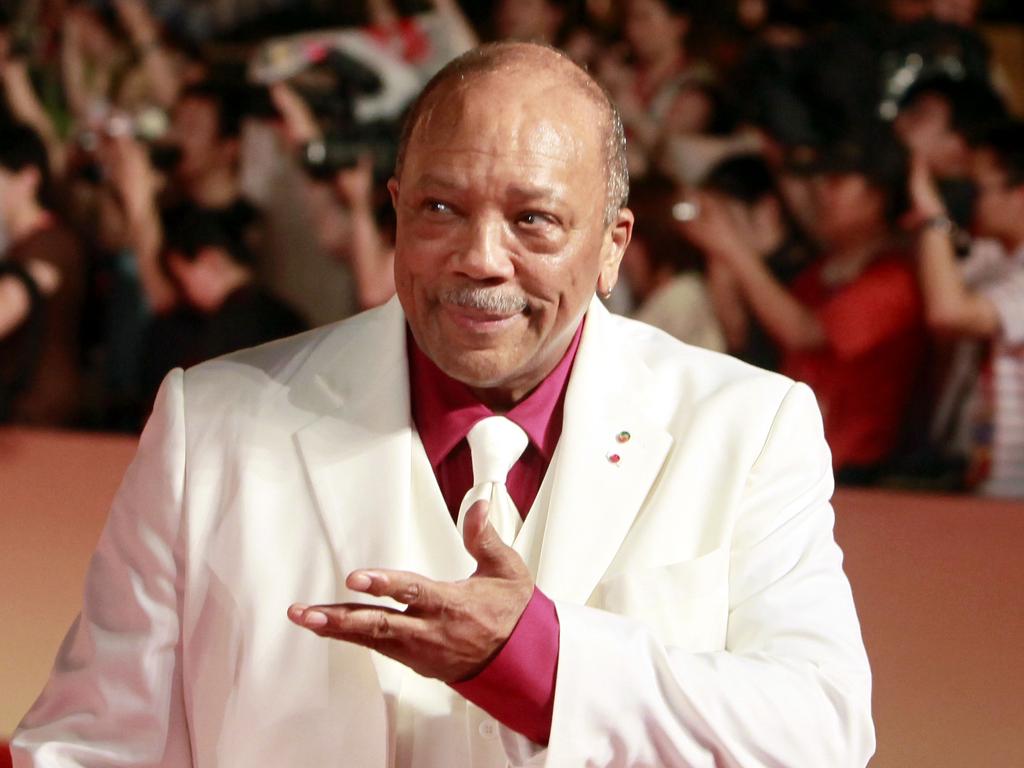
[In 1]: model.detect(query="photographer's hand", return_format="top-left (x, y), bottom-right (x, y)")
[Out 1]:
top-left (908, 152), bottom-right (947, 222)
top-left (269, 82), bottom-right (321, 149)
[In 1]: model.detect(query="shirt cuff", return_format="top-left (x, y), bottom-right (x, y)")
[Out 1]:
top-left (449, 586), bottom-right (559, 746)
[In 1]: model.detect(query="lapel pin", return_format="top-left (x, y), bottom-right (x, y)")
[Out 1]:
top-left (616, 431), bottom-right (631, 443)
top-left (606, 452), bottom-right (621, 465)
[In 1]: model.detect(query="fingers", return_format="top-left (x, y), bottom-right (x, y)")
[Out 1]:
top-left (462, 500), bottom-right (525, 579)
top-left (287, 602), bottom-right (425, 647)
top-left (344, 569), bottom-right (445, 611)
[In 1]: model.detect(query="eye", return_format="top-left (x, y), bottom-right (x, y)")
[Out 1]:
top-left (517, 211), bottom-right (556, 229)
top-left (425, 199), bottom-right (453, 215)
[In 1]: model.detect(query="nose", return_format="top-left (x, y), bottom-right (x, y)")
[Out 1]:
top-left (453, 214), bottom-right (515, 282)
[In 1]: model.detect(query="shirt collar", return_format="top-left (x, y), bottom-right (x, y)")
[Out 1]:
top-left (408, 320), bottom-right (585, 469)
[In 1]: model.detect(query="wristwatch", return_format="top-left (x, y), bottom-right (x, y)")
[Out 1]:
top-left (919, 214), bottom-right (955, 235)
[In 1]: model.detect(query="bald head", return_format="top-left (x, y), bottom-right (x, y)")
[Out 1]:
top-left (395, 42), bottom-right (629, 225)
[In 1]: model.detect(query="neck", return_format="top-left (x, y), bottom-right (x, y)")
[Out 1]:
top-left (821, 228), bottom-right (891, 283)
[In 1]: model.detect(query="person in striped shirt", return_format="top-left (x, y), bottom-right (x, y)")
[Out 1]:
top-left (913, 120), bottom-right (1024, 497)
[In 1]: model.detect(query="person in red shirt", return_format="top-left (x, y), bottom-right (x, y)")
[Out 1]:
top-left (681, 129), bottom-right (927, 478)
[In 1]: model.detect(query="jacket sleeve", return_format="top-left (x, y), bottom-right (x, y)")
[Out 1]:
top-left (531, 382), bottom-right (875, 767)
top-left (12, 370), bottom-right (193, 767)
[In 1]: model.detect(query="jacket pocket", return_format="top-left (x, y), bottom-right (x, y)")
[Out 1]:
top-left (588, 547), bottom-right (730, 651)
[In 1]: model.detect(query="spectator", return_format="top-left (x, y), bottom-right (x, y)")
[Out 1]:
top-left (493, 0), bottom-right (568, 45)
top-left (912, 121), bottom-right (1024, 497)
top-left (0, 122), bottom-right (86, 426)
top-left (597, 0), bottom-right (715, 175)
top-left (108, 79), bottom-right (261, 315)
top-left (622, 174), bottom-right (725, 350)
top-left (269, 81), bottom-right (395, 312)
top-left (681, 128), bottom-right (928, 480)
top-left (894, 74), bottom-right (1007, 229)
top-left (696, 153), bottom-right (814, 371)
top-left (140, 208), bottom-right (306, 405)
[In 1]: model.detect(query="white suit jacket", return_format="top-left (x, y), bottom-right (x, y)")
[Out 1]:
top-left (14, 297), bottom-right (874, 767)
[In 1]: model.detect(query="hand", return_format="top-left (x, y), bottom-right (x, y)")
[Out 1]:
top-left (269, 82), bottom-right (321, 148)
top-left (26, 259), bottom-right (62, 296)
top-left (288, 500), bottom-right (535, 682)
top-left (334, 154), bottom-right (375, 209)
top-left (908, 151), bottom-right (947, 222)
top-left (676, 191), bottom-right (754, 264)
top-left (113, 0), bottom-right (159, 48)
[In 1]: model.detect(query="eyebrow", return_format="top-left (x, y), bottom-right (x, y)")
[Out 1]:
top-left (412, 174), bottom-right (567, 207)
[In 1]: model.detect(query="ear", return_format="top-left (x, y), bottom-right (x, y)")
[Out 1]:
top-left (387, 177), bottom-right (400, 211)
top-left (597, 207), bottom-right (634, 297)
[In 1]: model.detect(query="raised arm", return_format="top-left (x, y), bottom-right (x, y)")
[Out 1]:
top-left (103, 135), bottom-right (178, 313)
top-left (911, 155), bottom-right (1002, 338)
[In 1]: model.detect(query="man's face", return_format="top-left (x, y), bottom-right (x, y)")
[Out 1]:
top-left (389, 69), bottom-right (630, 404)
top-left (972, 149), bottom-right (1023, 242)
top-left (496, 0), bottom-right (563, 43)
top-left (894, 94), bottom-right (966, 174)
top-left (625, 0), bottom-right (687, 65)
top-left (812, 172), bottom-right (883, 247)
top-left (172, 97), bottom-right (230, 183)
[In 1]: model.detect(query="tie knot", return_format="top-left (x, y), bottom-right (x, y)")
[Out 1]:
top-left (466, 416), bottom-right (529, 486)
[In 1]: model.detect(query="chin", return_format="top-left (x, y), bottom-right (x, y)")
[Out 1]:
top-left (436, 348), bottom-right (522, 390)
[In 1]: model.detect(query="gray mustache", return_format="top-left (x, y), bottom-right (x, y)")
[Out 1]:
top-left (439, 286), bottom-right (528, 315)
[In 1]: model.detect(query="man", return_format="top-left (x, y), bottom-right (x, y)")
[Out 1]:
top-left (494, 0), bottom-right (567, 45)
top-left (682, 130), bottom-right (927, 482)
top-left (0, 122), bottom-right (85, 426)
top-left (14, 43), bottom-right (874, 766)
top-left (696, 153), bottom-right (814, 372)
top-left (894, 74), bottom-right (1006, 229)
top-left (138, 208), bottom-right (307, 405)
top-left (912, 121), bottom-right (1024, 497)
top-left (110, 80), bottom-right (261, 315)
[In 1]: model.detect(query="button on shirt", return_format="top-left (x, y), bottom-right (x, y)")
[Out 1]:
top-left (407, 321), bottom-right (585, 745)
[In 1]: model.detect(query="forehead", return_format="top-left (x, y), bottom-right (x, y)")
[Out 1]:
top-left (403, 70), bottom-right (606, 183)
top-left (175, 97), bottom-right (217, 124)
top-left (903, 93), bottom-right (951, 121)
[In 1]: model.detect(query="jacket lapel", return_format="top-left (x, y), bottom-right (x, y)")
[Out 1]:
top-left (294, 296), bottom-right (674, 609)
top-left (293, 298), bottom-right (470, 606)
top-left (536, 300), bottom-right (674, 606)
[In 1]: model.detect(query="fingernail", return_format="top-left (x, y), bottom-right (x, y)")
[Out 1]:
top-left (303, 610), bottom-right (328, 628)
top-left (348, 572), bottom-right (372, 591)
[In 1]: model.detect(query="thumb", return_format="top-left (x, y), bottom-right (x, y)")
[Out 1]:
top-left (462, 499), bottom-right (521, 578)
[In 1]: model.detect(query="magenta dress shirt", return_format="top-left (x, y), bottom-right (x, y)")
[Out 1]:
top-left (406, 322), bottom-right (584, 746)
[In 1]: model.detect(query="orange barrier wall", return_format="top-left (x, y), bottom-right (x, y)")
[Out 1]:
top-left (2, 427), bottom-right (1023, 765)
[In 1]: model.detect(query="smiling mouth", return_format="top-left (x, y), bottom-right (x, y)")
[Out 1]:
top-left (436, 285), bottom-right (529, 329)
top-left (441, 301), bottom-right (527, 333)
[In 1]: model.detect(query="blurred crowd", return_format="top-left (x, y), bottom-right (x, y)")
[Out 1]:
top-left (1, 0), bottom-right (1023, 497)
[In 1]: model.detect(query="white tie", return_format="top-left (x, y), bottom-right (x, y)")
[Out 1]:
top-left (456, 416), bottom-right (529, 546)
